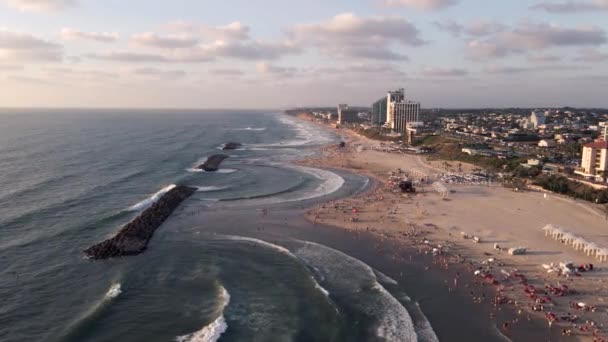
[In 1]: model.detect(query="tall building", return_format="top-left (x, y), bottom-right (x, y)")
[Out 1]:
top-left (530, 111), bottom-right (546, 129)
top-left (578, 140), bottom-right (608, 179)
top-left (393, 101), bottom-right (420, 133)
top-left (338, 104), bottom-right (359, 124)
top-left (387, 88), bottom-right (405, 130)
top-left (371, 97), bottom-right (387, 126)
top-left (599, 121), bottom-right (608, 141)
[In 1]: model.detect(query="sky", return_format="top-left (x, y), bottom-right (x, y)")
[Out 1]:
top-left (0, 0), bottom-right (607, 109)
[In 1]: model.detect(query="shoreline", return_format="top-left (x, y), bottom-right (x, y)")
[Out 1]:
top-left (296, 114), bottom-right (608, 342)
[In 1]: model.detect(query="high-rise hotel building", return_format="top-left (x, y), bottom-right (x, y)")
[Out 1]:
top-left (393, 101), bottom-right (421, 133)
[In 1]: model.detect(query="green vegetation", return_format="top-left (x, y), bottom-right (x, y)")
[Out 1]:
top-left (534, 175), bottom-right (608, 204)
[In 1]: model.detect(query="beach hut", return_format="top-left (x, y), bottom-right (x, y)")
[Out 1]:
top-left (596, 249), bottom-right (608, 262)
top-left (584, 243), bottom-right (601, 257)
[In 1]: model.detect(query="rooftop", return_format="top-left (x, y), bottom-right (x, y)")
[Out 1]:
top-left (584, 140), bottom-right (608, 149)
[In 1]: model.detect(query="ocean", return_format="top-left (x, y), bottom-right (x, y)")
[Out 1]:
top-left (1, 109), bottom-right (517, 342)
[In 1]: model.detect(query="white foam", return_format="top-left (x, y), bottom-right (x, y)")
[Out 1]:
top-left (217, 169), bottom-right (237, 174)
top-left (222, 235), bottom-right (293, 256)
top-left (186, 168), bottom-right (237, 174)
top-left (105, 283), bottom-right (122, 299)
top-left (128, 185), bottom-right (176, 211)
top-left (231, 127), bottom-right (266, 131)
top-left (293, 241), bottom-right (419, 342)
top-left (196, 186), bottom-right (229, 192)
top-left (375, 270), bottom-right (399, 285)
top-left (176, 286), bottom-right (230, 342)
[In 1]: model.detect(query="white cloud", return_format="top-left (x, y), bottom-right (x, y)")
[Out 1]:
top-left (131, 67), bottom-right (185, 80)
top-left (422, 67), bottom-right (468, 77)
top-left (5, 0), bottom-right (76, 11)
top-left (166, 21), bottom-right (250, 41)
top-left (575, 48), bottom-right (608, 62)
top-left (383, 0), bottom-right (458, 10)
top-left (131, 32), bottom-right (198, 49)
top-left (0, 29), bottom-right (62, 62)
top-left (531, 0), bottom-right (608, 13)
top-left (288, 13), bottom-right (423, 60)
top-left (60, 28), bottom-right (119, 43)
top-left (256, 62), bottom-right (298, 78)
top-left (466, 22), bottom-right (606, 59)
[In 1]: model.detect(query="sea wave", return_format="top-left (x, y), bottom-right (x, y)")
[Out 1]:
top-left (128, 184), bottom-right (176, 211)
top-left (106, 283), bottom-right (122, 299)
top-left (231, 127), bottom-right (266, 131)
top-left (175, 285), bottom-right (230, 342)
top-left (196, 186), bottom-right (230, 192)
top-left (187, 168), bottom-right (237, 174)
top-left (292, 240), bottom-right (420, 342)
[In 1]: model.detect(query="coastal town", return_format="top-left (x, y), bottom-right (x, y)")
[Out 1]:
top-left (287, 91), bottom-right (608, 341)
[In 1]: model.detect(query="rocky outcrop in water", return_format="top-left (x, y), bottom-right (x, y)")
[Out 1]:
top-left (223, 142), bottom-right (242, 150)
top-left (198, 154), bottom-right (229, 171)
top-left (84, 185), bottom-right (197, 260)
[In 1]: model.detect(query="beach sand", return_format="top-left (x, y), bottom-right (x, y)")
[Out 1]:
top-left (300, 119), bottom-right (608, 341)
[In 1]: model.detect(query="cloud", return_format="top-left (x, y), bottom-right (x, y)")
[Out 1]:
top-left (0, 64), bottom-right (22, 71)
top-left (422, 67), bottom-right (468, 77)
top-left (60, 28), bottom-right (119, 43)
top-left (435, 19), bottom-right (508, 38)
top-left (5, 0), bottom-right (76, 11)
top-left (199, 40), bottom-right (299, 60)
top-left (383, 0), bottom-right (458, 10)
top-left (466, 22), bottom-right (607, 59)
top-left (209, 68), bottom-right (244, 77)
top-left (288, 13), bottom-right (423, 60)
top-left (166, 21), bottom-right (250, 41)
top-left (484, 64), bottom-right (589, 74)
top-left (256, 62), bottom-right (298, 78)
top-left (0, 29), bottom-right (62, 62)
top-left (575, 48), bottom-right (608, 62)
top-left (131, 32), bottom-right (198, 49)
top-left (527, 54), bottom-right (562, 63)
top-left (88, 52), bottom-right (172, 63)
top-left (531, 0), bottom-right (608, 13)
top-left (132, 67), bottom-right (185, 80)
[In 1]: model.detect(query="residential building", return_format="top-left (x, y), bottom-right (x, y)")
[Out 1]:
top-left (538, 139), bottom-right (556, 148)
top-left (371, 97), bottom-right (387, 126)
top-left (394, 101), bottom-right (420, 133)
top-left (577, 140), bottom-right (608, 180)
top-left (530, 111), bottom-right (546, 129)
top-left (337, 104), bottom-right (359, 124)
top-left (603, 125), bottom-right (608, 141)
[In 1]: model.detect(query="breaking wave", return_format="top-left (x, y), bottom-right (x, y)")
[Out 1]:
top-left (128, 185), bottom-right (176, 211)
top-left (196, 186), bottom-right (230, 192)
top-left (231, 127), bottom-right (266, 131)
top-left (176, 285), bottom-right (230, 342)
top-left (105, 283), bottom-right (122, 299)
top-left (292, 240), bottom-right (419, 342)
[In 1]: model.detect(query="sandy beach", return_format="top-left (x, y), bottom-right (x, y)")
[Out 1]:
top-left (299, 118), bottom-right (608, 341)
